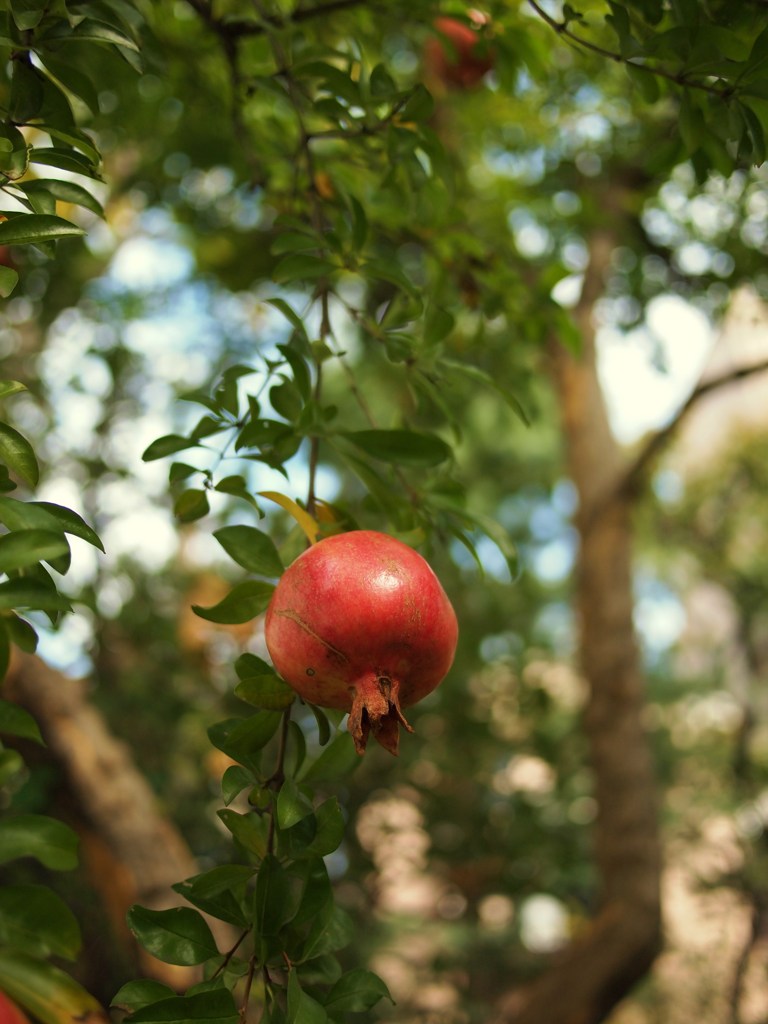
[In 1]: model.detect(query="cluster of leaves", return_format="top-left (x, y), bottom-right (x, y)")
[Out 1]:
top-left (0, 0), bottom-right (143, 296)
top-left (0, 380), bottom-right (105, 1022)
top-left (532, 0), bottom-right (768, 176)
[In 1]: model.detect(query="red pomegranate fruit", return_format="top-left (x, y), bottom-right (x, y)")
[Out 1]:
top-left (0, 992), bottom-right (31, 1024)
top-left (424, 15), bottom-right (495, 90)
top-left (265, 530), bottom-right (458, 755)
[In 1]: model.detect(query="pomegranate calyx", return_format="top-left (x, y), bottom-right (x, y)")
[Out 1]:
top-left (348, 674), bottom-right (414, 756)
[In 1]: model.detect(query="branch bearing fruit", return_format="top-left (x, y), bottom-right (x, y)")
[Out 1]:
top-left (265, 530), bottom-right (458, 755)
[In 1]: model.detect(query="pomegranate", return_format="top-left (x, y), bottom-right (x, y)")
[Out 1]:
top-left (0, 992), bottom-right (31, 1024)
top-left (424, 15), bottom-right (494, 90)
top-left (265, 530), bottom-right (458, 755)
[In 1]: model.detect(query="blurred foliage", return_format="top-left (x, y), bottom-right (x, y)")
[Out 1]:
top-left (1, 0), bottom-right (768, 1021)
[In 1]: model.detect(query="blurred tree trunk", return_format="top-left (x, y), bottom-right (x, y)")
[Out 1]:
top-left (493, 225), bottom-right (662, 1024)
top-left (5, 652), bottom-right (233, 991)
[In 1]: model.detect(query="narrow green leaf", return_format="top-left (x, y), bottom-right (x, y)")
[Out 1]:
top-left (213, 525), bottom-right (283, 576)
top-left (192, 581), bottom-right (274, 624)
top-left (0, 698), bottom-right (44, 744)
top-left (0, 422), bottom-right (38, 486)
top-left (173, 865), bottom-right (253, 929)
top-left (0, 214), bottom-right (84, 246)
top-left (340, 429), bottom-right (452, 467)
top-left (0, 814), bottom-right (78, 870)
top-left (127, 906), bottom-right (218, 966)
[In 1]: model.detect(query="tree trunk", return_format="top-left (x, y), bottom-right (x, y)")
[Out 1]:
top-left (5, 651), bottom-right (230, 991)
top-left (493, 228), bottom-right (662, 1023)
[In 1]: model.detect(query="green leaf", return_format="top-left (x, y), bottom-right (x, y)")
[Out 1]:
top-left (0, 214), bottom-right (84, 246)
top-left (0, 814), bottom-right (78, 870)
top-left (0, 950), bottom-right (104, 1024)
top-left (111, 980), bottom-right (177, 1014)
top-left (277, 776), bottom-right (314, 830)
top-left (254, 854), bottom-right (293, 936)
top-left (30, 502), bottom-right (104, 550)
top-left (216, 809), bottom-right (269, 858)
top-left (0, 266), bottom-right (18, 298)
top-left (0, 382), bottom-right (26, 401)
top-left (0, 422), bottom-right (38, 486)
top-left (127, 991), bottom-right (238, 1024)
top-left (221, 764), bottom-right (254, 805)
top-left (10, 0), bottom-right (49, 31)
top-left (213, 525), bottom-right (283, 576)
top-left (298, 732), bottom-right (359, 785)
top-left (0, 579), bottom-right (72, 613)
top-left (0, 529), bottom-right (70, 573)
top-left (301, 904), bottom-right (354, 960)
top-left (6, 612), bottom-right (38, 652)
top-left (192, 581), bottom-right (275, 624)
top-left (142, 434), bottom-right (196, 461)
top-left (306, 797), bottom-right (345, 858)
top-left (173, 865), bottom-right (253, 929)
top-left (287, 971), bottom-right (328, 1024)
top-left (39, 16), bottom-right (140, 51)
top-left (207, 711), bottom-right (282, 768)
top-left (324, 969), bottom-right (393, 1015)
top-left (174, 488), bottom-right (209, 523)
top-left (0, 698), bottom-right (44, 744)
top-left (126, 906), bottom-right (219, 967)
top-left (19, 179), bottom-right (104, 218)
top-left (266, 298), bottom-right (310, 343)
top-left (235, 674), bottom-right (295, 711)
top-left (28, 147), bottom-right (101, 179)
top-left (273, 253), bottom-right (336, 284)
top-left (340, 429), bottom-right (452, 467)
top-left (0, 883), bottom-right (81, 960)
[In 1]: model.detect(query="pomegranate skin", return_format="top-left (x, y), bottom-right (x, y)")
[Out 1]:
top-left (264, 530), bottom-right (458, 755)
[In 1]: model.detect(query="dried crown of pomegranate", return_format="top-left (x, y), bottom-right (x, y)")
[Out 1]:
top-left (264, 530), bottom-right (458, 755)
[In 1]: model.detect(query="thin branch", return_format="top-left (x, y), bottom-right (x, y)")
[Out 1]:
top-left (526, 0), bottom-right (736, 99)
top-left (615, 357), bottom-right (768, 501)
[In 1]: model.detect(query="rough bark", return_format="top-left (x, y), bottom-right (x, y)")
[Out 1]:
top-left (492, 228), bottom-right (662, 1024)
top-left (4, 651), bottom-right (225, 990)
